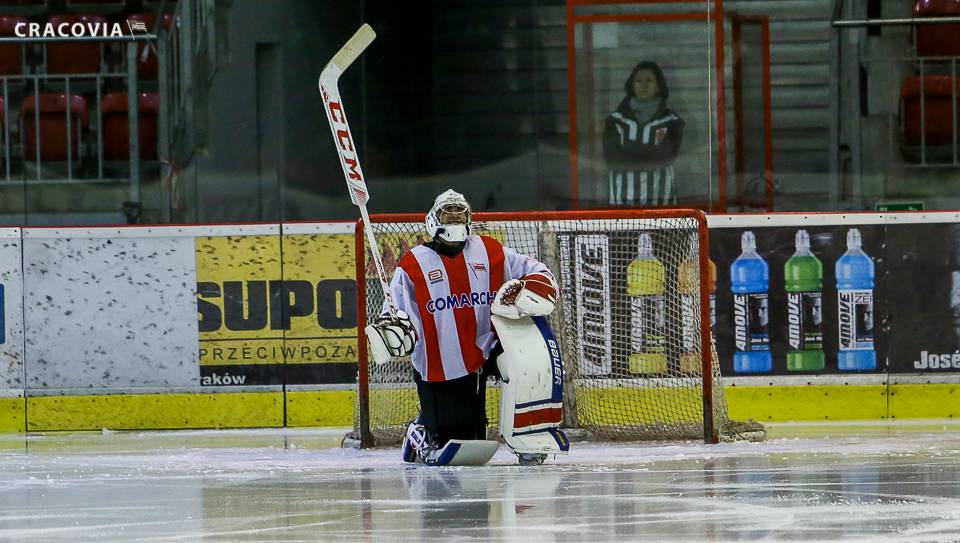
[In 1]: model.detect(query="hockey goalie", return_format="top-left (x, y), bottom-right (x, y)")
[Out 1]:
top-left (365, 189), bottom-right (570, 466)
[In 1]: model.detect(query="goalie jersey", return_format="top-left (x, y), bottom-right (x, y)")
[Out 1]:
top-left (384, 235), bottom-right (552, 382)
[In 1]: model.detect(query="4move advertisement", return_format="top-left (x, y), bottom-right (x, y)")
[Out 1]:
top-left (710, 220), bottom-right (960, 375)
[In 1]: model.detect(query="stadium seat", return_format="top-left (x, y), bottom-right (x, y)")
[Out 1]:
top-left (45, 14), bottom-right (107, 74)
top-left (914, 0), bottom-right (960, 57)
top-left (0, 16), bottom-right (26, 75)
top-left (21, 93), bottom-right (88, 161)
top-left (125, 12), bottom-right (174, 80)
top-left (101, 91), bottom-right (159, 160)
top-left (900, 75), bottom-right (960, 162)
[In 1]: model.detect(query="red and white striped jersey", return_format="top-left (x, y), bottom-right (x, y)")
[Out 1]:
top-left (385, 235), bottom-right (552, 382)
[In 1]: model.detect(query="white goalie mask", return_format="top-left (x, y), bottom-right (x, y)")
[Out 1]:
top-left (425, 189), bottom-right (472, 244)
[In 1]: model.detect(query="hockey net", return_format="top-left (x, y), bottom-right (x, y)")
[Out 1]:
top-left (348, 210), bottom-right (762, 448)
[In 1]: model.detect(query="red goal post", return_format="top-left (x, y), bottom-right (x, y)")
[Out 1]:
top-left (352, 209), bottom-right (737, 449)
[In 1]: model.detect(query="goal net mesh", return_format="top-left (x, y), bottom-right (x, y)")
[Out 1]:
top-left (352, 212), bottom-right (756, 447)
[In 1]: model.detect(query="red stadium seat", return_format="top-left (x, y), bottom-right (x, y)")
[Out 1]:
top-left (101, 91), bottom-right (159, 160)
top-left (21, 93), bottom-right (88, 161)
top-left (900, 75), bottom-right (960, 160)
top-left (45, 14), bottom-right (107, 74)
top-left (125, 12), bottom-right (174, 80)
top-left (0, 17), bottom-right (27, 75)
top-left (914, 0), bottom-right (960, 57)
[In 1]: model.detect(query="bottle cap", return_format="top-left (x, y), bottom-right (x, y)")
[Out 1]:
top-left (741, 230), bottom-right (756, 253)
top-left (638, 232), bottom-right (654, 257)
top-left (847, 228), bottom-right (862, 250)
top-left (795, 229), bottom-right (810, 251)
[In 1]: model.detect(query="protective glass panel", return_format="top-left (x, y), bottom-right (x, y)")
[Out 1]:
top-left (729, 19), bottom-right (773, 212)
top-left (572, 2), bottom-right (718, 209)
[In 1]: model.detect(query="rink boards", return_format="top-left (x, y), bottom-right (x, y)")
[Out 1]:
top-left (1, 212), bottom-right (960, 432)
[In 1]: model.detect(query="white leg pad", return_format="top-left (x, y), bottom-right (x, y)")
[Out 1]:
top-left (492, 315), bottom-right (570, 455)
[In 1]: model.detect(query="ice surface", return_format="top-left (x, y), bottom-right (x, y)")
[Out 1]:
top-left (0, 421), bottom-right (959, 542)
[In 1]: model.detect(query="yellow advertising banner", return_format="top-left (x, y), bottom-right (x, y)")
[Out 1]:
top-left (195, 232), bottom-right (358, 385)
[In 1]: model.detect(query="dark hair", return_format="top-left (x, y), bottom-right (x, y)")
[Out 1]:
top-left (624, 60), bottom-right (669, 101)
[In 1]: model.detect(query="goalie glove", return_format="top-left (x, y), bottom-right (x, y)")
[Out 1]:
top-left (365, 310), bottom-right (416, 365)
top-left (491, 272), bottom-right (558, 319)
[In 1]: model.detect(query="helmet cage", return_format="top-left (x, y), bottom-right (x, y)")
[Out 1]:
top-left (425, 190), bottom-right (472, 243)
top-left (437, 204), bottom-right (469, 226)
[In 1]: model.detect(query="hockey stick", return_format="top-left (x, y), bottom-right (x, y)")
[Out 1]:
top-left (318, 24), bottom-right (397, 318)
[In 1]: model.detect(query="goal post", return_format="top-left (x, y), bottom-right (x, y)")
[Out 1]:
top-left (351, 209), bottom-right (747, 449)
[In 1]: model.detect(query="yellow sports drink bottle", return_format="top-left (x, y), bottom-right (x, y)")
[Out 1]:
top-left (627, 232), bottom-right (667, 374)
top-left (679, 235), bottom-right (717, 373)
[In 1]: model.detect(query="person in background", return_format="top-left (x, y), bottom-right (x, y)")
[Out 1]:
top-left (603, 60), bottom-right (685, 206)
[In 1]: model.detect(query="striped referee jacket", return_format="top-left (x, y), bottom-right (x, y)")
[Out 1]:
top-left (602, 99), bottom-right (685, 206)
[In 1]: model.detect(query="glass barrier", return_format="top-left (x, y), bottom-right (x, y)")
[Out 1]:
top-left (570, 1), bottom-right (720, 210)
top-left (2, 0), bottom-right (958, 225)
top-left (729, 14), bottom-right (773, 212)
top-left (832, 0), bottom-right (960, 212)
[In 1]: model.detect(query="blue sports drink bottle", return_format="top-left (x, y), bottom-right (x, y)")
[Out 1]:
top-left (730, 231), bottom-right (772, 373)
top-left (836, 228), bottom-right (876, 371)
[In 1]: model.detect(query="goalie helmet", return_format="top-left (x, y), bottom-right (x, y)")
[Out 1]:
top-left (425, 189), bottom-right (472, 243)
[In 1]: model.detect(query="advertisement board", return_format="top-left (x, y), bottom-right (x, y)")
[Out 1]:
top-left (710, 214), bottom-right (960, 375)
top-left (195, 224), bottom-right (358, 386)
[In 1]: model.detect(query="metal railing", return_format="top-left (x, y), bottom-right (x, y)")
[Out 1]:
top-left (888, 56), bottom-right (959, 168)
top-left (0, 22), bottom-right (162, 223)
top-left (0, 45), bottom-right (150, 186)
top-left (831, 0), bottom-right (960, 210)
top-left (831, 0), bottom-right (960, 27)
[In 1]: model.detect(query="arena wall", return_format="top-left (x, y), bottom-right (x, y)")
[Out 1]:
top-left (0, 214), bottom-right (957, 433)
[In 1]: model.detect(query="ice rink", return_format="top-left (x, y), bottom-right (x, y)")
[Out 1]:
top-left (1, 421), bottom-right (959, 542)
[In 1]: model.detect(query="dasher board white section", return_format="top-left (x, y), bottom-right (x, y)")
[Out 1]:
top-left (26, 385), bottom-right (284, 396)
top-left (724, 373), bottom-right (960, 387)
top-left (22, 224), bottom-right (281, 239)
top-left (481, 218), bottom-right (699, 232)
top-left (725, 375), bottom-right (889, 387)
top-left (709, 211), bottom-right (960, 228)
top-left (0, 229), bottom-right (24, 391)
top-left (281, 222), bottom-right (355, 235)
top-left (21, 223), bottom-right (360, 238)
top-left (22, 235), bottom-right (199, 391)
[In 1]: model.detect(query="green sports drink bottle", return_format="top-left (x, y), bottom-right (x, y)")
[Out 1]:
top-left (784, 229), bottom-right (825, 371)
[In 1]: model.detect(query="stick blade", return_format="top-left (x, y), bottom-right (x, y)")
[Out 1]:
top-left (331, 23), bottom-right (376, 72)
